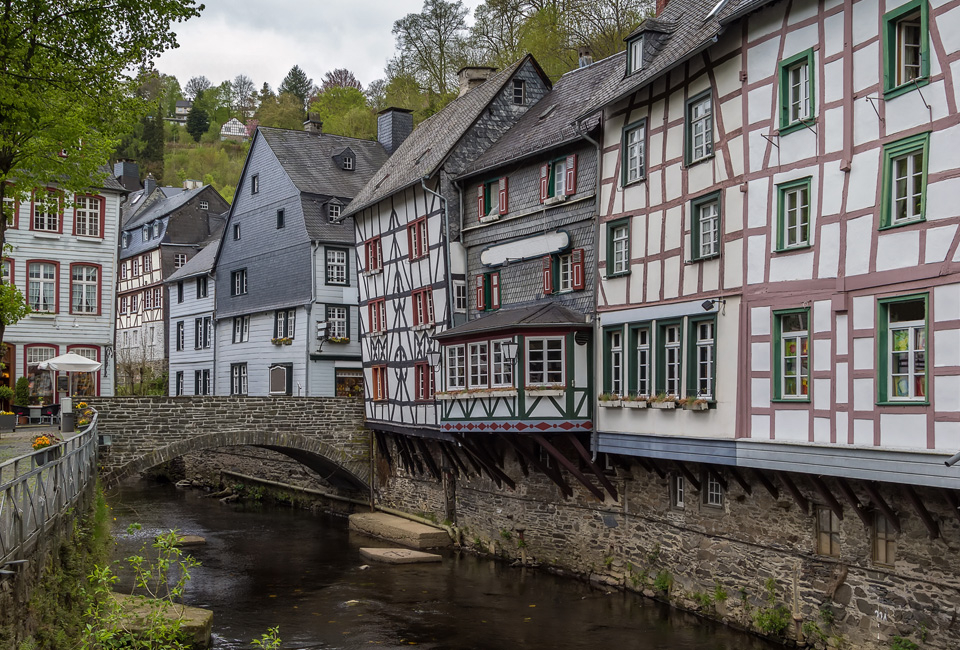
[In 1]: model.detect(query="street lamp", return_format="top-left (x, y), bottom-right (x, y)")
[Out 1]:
top-left (426, 350), bottom-right (442, 368)
top-left (315, 321), bottom-right (329, 352)
top-left (501, 339), bottom-right (519, 365)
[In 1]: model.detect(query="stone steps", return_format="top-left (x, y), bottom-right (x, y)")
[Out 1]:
top-left (348, 512), bottom-right (451, 549)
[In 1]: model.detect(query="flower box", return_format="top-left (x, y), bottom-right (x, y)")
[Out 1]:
top-left (682, 401), bottom-right (710, 411)
top-left (327, 337), bottom-right (350, 344)
top-left (599, 399), bottom-right (622, 408)
top-left (35, 445), bottom-right (62, 466)
top-left (622, 400), bottom-right (648, 409)
top-left (0, 413), bottom-right (15, 433)
top-left (270, 337), bottom-right (293, 346)
top-left (525, 386), bottom-right (566, 397)
top-left (650, 400), bottom-right (677, 410)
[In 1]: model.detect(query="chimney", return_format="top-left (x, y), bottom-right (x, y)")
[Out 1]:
top-left (656, 0), bottom-right (669, 15)
top-left (143, 173), bottom-right (156, 196)
top-left (457, 66), bottom-right (497, 97)
top-left (183, 179), bottom-right (202, 190)
top-left (113, 159), bottom-right (140, 192)
top-left (578, 47), bottom-right (594, 68)
top-left (303, 112), bottom-right (323, 133)
top-left (377, 107), bottom-right (414, 155)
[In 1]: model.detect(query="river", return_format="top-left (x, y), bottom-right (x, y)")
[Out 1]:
top-left (109, 478), bottom-right (781, 650)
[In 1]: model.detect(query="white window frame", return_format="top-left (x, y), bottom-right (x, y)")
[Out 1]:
top-left (74, 195), bottom-right (100, 237)
top-left (896, 14), bottom-right (922, 87)
top-left (694, 320), bottom-right (715, 400)
top-left (526, 336), bottom-right (564, 386)
top-left (888, 303), bottom-right (926, 401)
top-left (612, 223), bottom-right (630, 275)
top-left (199, 200), bottom-right (209, 210)
top-left (705, 474), bottom-right (724, 507)
top-left (491, 339), bottom-right (514, 388)
top-left (891, 149), bottom-right (924, 224)
top-left (787, 59), bottom-right (810, 123)
top-left (557, 253), bottom-right (573, 293)
top-left (689, 95), bottom-right (713, 163)
top-left (780, 313), bottom-right (809, 399)
top-left (232, 269), bottom-right (247, 296)
top-left (453, 280), bottom-right (468, 313)
top-left (610, 330), bottom-right (623, 396)
top-left (28, 262), bottom-right (56, 312)
top-left (635, 327), bottom-right (651, 397)
top-left (629, 36), bottom-right (643, 73)
top-left (469, 342), bottom-right (489, 389)
top-left (698, 200), bottom-right (720, 258)
top-left (174, 253), bottom-right (187, 269)
top-left (326, 248), bottom-right (348, 285)
top-left (446, 345), bottom-right (466, 390)
top-left (328, 203), bottom-right (342, 222)
top-left (233, 315), bottom-right (250, 343)
top-left (231, 363), bottom-right (248, 395)
top-left (328, 306), bottom-right (348, 339)
top-left (662, 324), bottom-right (682, 397)
top-left (71, 264), bottom-right (98, 314)
top-left (673, 474), bottom-right (685, 508)
top-left (33, 193), bottom-right (59, 231)
top-left (783, 184), bottom-right (810, 248)
top-left (552, 159), bottom-right (566, 197)
top-left (625, 122), bottom-right (645, 183)
top-left (176, 321), bottom-right (184, 351)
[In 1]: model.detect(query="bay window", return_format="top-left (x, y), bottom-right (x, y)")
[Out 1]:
top-left (526, 337), bottom-right (564, 386)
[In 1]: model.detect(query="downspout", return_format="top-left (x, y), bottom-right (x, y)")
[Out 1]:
top-left (574, 118), bottom-right (604, 462)
top-left (421, 176), bottom-right (455, 329)
top-left (309, 240), bottom-right (321, 396)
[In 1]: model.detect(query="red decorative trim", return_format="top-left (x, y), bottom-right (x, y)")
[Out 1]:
top-left (28, 188), bottom-right (63, 234)
top-left (25, 259), bottom-right (60, 313)
top-left (68, 262), bottom-right (102, 316)
top-left (66, 344), bottom-right (101, 396)
top-left (72, 193), bottom-right (106, 239)
top-left (440, 420), bottom-right (592, 432)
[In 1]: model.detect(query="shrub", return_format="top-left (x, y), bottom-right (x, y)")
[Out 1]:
top-left (15, 376), bottom-right (29, 406)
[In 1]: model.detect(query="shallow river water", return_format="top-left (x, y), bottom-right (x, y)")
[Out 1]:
top-left (109, 479), bottom-right (781, 650)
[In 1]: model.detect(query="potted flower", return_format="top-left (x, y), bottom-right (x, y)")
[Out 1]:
top-left (680, 397), bottom-right (710, 411)
top-left (328, 336), bottom-right (350, 344)
top-left (32, 433), bottom-right (62, 465)
top-left (270, 337), bottom-right (293, 346)
top-left (598, 392), bottom-right (622, 407)
top-left (525, 384), bottom-right (566, 397)
top-left (0, 385), bottom-right (14, 412)
top-left (649, 393), bottom-right (677, 410)
top-left (622, 394), bottom-right (649, 409)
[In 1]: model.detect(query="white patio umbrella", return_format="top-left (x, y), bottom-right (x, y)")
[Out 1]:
top-left (37, 352), bottom-right (102, 372)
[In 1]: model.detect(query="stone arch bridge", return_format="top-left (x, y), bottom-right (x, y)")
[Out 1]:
top-left (91, 397), bottom-right (371, 490)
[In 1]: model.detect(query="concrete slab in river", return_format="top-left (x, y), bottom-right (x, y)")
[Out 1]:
top-left (349, 512), bottom-right (451, 549)
top-left (111, 592), bottom-right (213, 649)
top-left (360, 547), bottom-right (443, 564)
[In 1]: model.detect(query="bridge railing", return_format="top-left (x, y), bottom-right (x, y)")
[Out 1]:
top-left (0, 408), bottom-right (99, 567)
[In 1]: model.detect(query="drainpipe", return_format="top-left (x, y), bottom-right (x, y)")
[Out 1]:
top-left (574, 118), bottom-right (604, 462)
top-left (310, 240), bottom-right (321, 396)
top-left (421, 176), bottom-right (455, 330)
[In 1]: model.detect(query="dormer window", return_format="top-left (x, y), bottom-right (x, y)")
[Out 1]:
top-left (328, 203), bottom-right (342, 222)
top-left (343, 157), bottom-right (354, 170)
top-left (121, 232), bottom-right (130, 248)
top-left (628, 35), bottom-right (643, 74)
top-left (513, 79), bottom-right (526, 105)
top-left (141, 225), bottom-right (150, 242)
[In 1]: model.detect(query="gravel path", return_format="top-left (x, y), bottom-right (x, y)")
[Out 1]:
top-left (0, 424), bottom-right (63, 466)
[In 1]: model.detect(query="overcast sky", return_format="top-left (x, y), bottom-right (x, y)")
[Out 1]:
top-left (154, 0), bottom-right (481, 92)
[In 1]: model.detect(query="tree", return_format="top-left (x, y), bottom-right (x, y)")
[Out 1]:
top-left (256, 92), bottom-right (306, 130)
top-left (0, 0), bottom-right (201, 350)
top-left (321, 68), bottom-right (363, 92)
top-left (185, 102), bottom-right (210, 142)
top-left (278, 65), bottom-right (315, 113)
top-left (392, 0), bottom-right (470, 95)
top-left (309, 87), bottom-right (376, 139)
top-left (232, 74), bottom-right (256, 114)
top-left (184, 74), bottom-right (212, 99)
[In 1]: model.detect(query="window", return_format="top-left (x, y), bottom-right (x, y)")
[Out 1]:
top-left (606, 328), bottom-right (624, 396)
top-left (196, 276), bottom-right (208, 299)
top-left (28, 262), bottom-right (57, 312)
top-left (130, 293), bottom-right (138, 312)
top-left (632, 326), bottom-right (651, 397)
top-left (176, 321), bottom-right (184, 351)
top-left (672, 475), bottom-right (685, 509)
top-left (233, 223), bottom-right (241, 240)
top-left (415, 362), bottom-right (435, 400)
top-left (658, 322), bottom-right (682, 397)
top-left (154, 287), bottom-right (163, 309)
top-left (622, 120), bottom-right (646, 185)
top-left (491, 340), bottom-right (514, 387)
top-left (874, 514), bottom-right (897, 565)
top-left (779, 49), bottom-right (815, 134)
top-left (478, 178), bottom-right (508, 218)
top-left (777, 178), bottom-right (812, 250)
top-left (446, 345), bottom-right (466, 390)
top-left (119, 296), bottom-right (127, 314)
top-left (120, 262), bottom-right (128, 280)
top-left (881, 132), bottom-right (929, 228)
top-left (369, 298), bottom-right (387, 334)
top-left (328, 203), bottom-right (341, 221)
top-left (142, 254), bottom-right (152, 274)
top-left (371, 365), bottom-right (387, 401)
top-left (685, 91), bottom-right (713, 165)
top-left (232, 316), bottom-right (249, 343)
top-left (199, 200), bottom-right (209, 210)
top-left (70, 347), bottom-right (98, 396)
top-left (883, 0), bottom-right (929, 97)
top-left (454, 280), bottom-right (467, 313)
top-left (277, 209), bottom-right (285, 229)
top-left (3, 192), bottom-right (17, 227)
top-left (269, 365), bottom-right (292, 396)
top-left (231, 363), bottom-right (248, 395)
top-left (194, 316), bottom-right (212, 349)
top-left (174, 253), bottom-right (187, 269)
top-left (628, 35), bottom-right (643, 74)
top-left (526, 337), bottom-right (564, 386)
top-left (132, 258), bottom-right (140, 277)
top-left (412, 288), bottom-right (435, 327)
top-left (469, 342), bottom-right (489, 388)
top-left (251, 174), bottom-right (259, 194)
top-left (343, 157), bottom-right (354, 170)
top-left (194, 369), bottom-right (211, 396)
top-left (275, 308), bottom-right (296, 339)
top-left (879, 295), bottom-right (927, 402)
top-left (690, 318), bottom-right (715, 400)
top-left (177, 281), bottom-right (184, 303)
top-left (774, 309), bottom-right (810, 400)
top-left (475, 271), bottom-right (501, 311)
top-left (407, 218), bottom-right (428, 260)
top-left (74, 195), bottom-right (101, 237)
top-left (326, 248), bottom-right (348, 285)
top-left (121, 232), bottom-right (130, 248)
top-left (607, 219), bottom-right (630, 277)
top-left (512, 79), bottom-right (525, 104)
top-left (26, 346), bottom-right (56, 401)
top-left (231, 269), bottom-right (247, 296)
top-left (71, 264), bottom-right (98, 314)
top-left (365, 237), bottom-right (382, 273)
top-left (33, 190), bottom-right (60, 232)
top-left (704, 474), bottom-right (724, 507)
top-left (556, 254), bottom-right (573, 293)
top-left (141, 225), bottom-right (150, 242)
top-left (817, 506), bottom-right (841, 556)
top-left (175, 371), bottom-right (184, 396)
top-left (144, 288), bottom-right (153, 310)
top-left (691, 192), bottom-right (721, 260)
top-left (539, 155), bottom-right (577, 201)
top-left (327, 305), bottom-right (348, 339)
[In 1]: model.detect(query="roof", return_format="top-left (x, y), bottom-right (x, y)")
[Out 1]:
top-left (300, 194), bottom-right (353, 244)
top-left (165, 241), bottom-right (218, 283)
top-left (576, 0), bottom-right (774, 120)
top-left (343, 55), bottom-right (543, 218)
top-left (434, 303), bottom-right (590, 340)
top-left (459, 54), bottom-right (622, 179)
top-left (123, 184), bottom-right (211, 231)
top-left (257, 127), bottom-right (389, 201)
top-left (97, 166), bottom-right (127, 193)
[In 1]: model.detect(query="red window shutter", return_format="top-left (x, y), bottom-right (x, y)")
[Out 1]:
top-left (476, 274), bottom-right (486, 311)
top-left (375, 238), bottom-right (382, 270)
top-left (572, 248), bottom-right (585, 290)
top-left (477, 185), bottom-right (485, 219)
top-left (498, 177), bottom-right (508, 215)
top-left (539, 164), bottom-right (549, 202)
top-left (406, 224), bottom-right (414, 260)
top-left (491, 273), bottom-right (501, 309)
top-left (542, 256), bottom-right (553, 295)
top-left (412, 290), bottom-right (421, 326)
top-left (369, 303), bottom-right (375, 332)
top-left (365, 241), bottom-right (372, 270)
top-left (565, 154), bottom-right (577, 196)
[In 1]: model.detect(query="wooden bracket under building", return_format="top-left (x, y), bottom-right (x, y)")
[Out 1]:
top-left (752, 468), bottom-right (780, 499)
top-left (836, 478), bottom-right (872, 527)
top-left (499, 434), bottom-right (573, 498)
top-left (674, 461), bottom-right (701, 491)
top-left (777, 472), bottom-right (809, 513)
top-left (532, 434), bottom-right (604, 501)
top-left (939, 488), bottom-right (960, 524)
top-left (414, 437), bottom-right (442, 482)
top-left (862, 482), bottom-right (901, 533)
top-left (811, 476), bottom-right (844, 520)
top-left (905, 485), bottom-right (940, 539)
top-left (728, 467), bottom-right (752, 495)
top-left (565, 434), bottom-right (619, 500)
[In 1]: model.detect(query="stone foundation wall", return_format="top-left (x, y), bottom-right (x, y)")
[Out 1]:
top-left (377, 452), bottom-right (959, 650)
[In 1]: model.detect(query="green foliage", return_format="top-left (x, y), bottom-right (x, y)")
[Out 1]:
top-left (803, 620), bottom-right (827, 645)
top-left (713, 582), bottom-right (728, 603)
top-left (653, 570), bottom-right (672, 593)
top-left (691, 591), bottom-right (713, 611)
top-left (646, 543), bottom-right (660, 563)
top-left (278, 65), bottom-right (314, 113)
top-left (185, 105), bottom-right (210, 142)
top-left (499, 529), bottom-right (512, 541)
top-left (753, 578), bottom-right (791, 637)
top-left (890, 637), bottom-right (919, 650)
top-left (392, 0), bottom-right (469, 95)
top-left (819, 601), bottom-right (836, 626)
top-left (251, 627), bottom-right (283, 650)
top-left (14, 375), bottom-right (30, 406)
top-left (163, 140), bottom-right (248, 201)
top-left (257, 92), bottom-right (308, 130)
top-left (603, 555), bottom-right (614, 568)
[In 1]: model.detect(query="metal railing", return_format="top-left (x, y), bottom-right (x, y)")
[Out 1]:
top-left (0, 409), bottom-right (99, 567)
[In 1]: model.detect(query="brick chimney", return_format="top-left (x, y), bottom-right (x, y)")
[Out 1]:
top-left (143, 173), bottom-right (156, 196)
top-left (377, 107), bottom-right (414, 155)
top-left (656, 0), bottom-right (669, 15)
top-left (303, 112), bottom-right (323, 133)
top-left (457, 66), bottom-right (497, 97)
top-left (578, 47), bottom-right (594, 68)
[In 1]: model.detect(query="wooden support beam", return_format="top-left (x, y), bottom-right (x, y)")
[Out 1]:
top-left (414, 438), bottom-right (442, 482)
top-left (513, 443), bottom-right (529, 477)
top-left (728, 467), bottom-right (752, 495)
top-left (442, 441), bottom-right (472, 477)
top-left (777, 472), bottom-right (808, 513)
top-left (836, 478), bottom-right (872, 527)
top-left (532, 434), bottom-right (604, 501)
top-left (862, 482), bottom-right (901, 534)
top-left (393, 435), bottom-right (421, 475)
top-left (437, 443), bottom-right (461, 479)
top-left (811, 476), bottom-right (844, 521)
top-left (939, 488), bottom-right (960, 524)
top-left (374, 431), bottom-right (392, 469)
top-left (646, 458), bottom-right (666, 479)
top-left (455, 441), bottom-right (488, 479)
top-left (674, 461), bottom-right (701, 491)
top-left (752, 469), bottom-right (779, 499)
top-left (707, 467), bottom-right (728, 492)
top-left (565, 434), bottom-right (619, 500)
top-left (500, 435), bottom-right (573, 498)
top-left (452, 433), bottom-right (514, 489)
top-left (477, 437), bottom-right (506, 471)
top-left (906, 485), bottom-right (940, 539)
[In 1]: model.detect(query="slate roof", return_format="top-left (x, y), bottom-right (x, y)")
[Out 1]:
top-left (123, 185), bottom-right (210, 231)
top-left (576, 0), bottom-right (775, 120)
top-left (434, 303), bottom-right (590, 340)
top-left (459, 53), bottom-right (622, 179)
top-left (96, 166), bottom-right (126, 193)
top-left (165, 241), bottom-right (218, 283)
top-left (301, 193), bottom-right (353, 244)
top-left (343, 56), bottom-right (539, 218)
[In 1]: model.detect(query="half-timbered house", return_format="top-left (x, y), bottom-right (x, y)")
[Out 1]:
top-left (166, 242), bottom-right (217, 396)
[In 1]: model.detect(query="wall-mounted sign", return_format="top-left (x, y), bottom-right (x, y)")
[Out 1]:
top-left (479, 230), bottom-right (569, 267)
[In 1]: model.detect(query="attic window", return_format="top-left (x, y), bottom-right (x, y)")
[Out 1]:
top-left (538, 104), bottom-right (557, 120)
top-left (513, 79), bottom-right (526, 105)
top-left (343, 157), bottom-right (354, 171)
top-left (121, 232), bottom-right (130, 248)
top-left (628, 36), bottom-right (643, 74)
top-left (328, 204), bottom-right (342, 222)
top-left (131, 194), bottom-right (141, 204)
top-left (199, 200), bottom-right (208, 210)
top-left (141, 225), bottom-right (150, 242)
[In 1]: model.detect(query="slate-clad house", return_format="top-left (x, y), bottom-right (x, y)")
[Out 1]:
top-left (165, 242), bottom-right (217, 396)
top-left (342, 58), bottom-right (552, 454)
top-left (115, 184), bottom-right (227, 389)
top-left (213, 123), bottom-right (388, 397)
